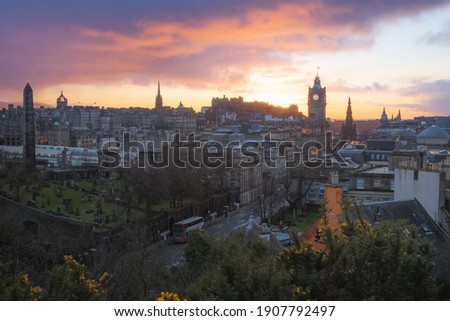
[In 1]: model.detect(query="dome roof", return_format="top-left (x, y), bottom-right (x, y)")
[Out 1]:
top-left (417, 125), bottom-right (450, 139)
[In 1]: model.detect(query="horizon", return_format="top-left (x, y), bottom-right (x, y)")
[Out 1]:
top-left (1, 1), bottom-right (450, 119)
top-left (0, 94), bottom-right (443, 123)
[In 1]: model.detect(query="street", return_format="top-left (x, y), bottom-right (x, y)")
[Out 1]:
top-left (147, 203), bottom-right (258, 268)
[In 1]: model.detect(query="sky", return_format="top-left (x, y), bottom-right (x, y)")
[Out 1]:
top-left (1, 0), bottom-right (450, 119)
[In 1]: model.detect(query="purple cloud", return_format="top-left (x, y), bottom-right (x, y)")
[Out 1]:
top-left (398, 79), bottom-right (450, 114)
top-left (0, 0), bottom-right (448, 94)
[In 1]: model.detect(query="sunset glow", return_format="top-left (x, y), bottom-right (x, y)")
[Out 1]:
top-left (1, 0), bottom-right (450, 119)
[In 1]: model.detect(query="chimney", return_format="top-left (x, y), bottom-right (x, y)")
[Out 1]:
top-left (329, 172), bottom-right (339, 185)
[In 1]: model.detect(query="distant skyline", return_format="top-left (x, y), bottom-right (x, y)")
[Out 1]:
top-left (1, 0), bottom-right (450, 119)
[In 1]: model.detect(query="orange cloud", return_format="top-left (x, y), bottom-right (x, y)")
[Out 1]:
top-left (1, 0), bottom-right (449, 114)
top-left (74, 2), bottom-right (372, 59)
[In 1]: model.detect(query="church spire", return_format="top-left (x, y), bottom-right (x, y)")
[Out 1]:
top-left (155, 81), bottom-right (163, 108)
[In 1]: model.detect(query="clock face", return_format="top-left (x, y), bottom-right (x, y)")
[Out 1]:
top-left (313, 94), bottom-right (319, 101)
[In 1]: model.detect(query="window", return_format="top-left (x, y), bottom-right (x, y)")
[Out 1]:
top-left (390, 179), bottom-right (395, 191)
top-left (356, 178), bottom-right (365, 189)
top-left (374, 179), bottom-right (382, 188)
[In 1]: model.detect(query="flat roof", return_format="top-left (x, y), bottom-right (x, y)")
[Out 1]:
top-left (359, 166), bottom-right (394, 174)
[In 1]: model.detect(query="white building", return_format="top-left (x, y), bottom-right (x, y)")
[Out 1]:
top-left (394, 167), bottom-right (446, 223)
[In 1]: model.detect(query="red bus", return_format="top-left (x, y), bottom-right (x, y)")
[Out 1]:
top-left (172, 216), bottom-right (204, 243)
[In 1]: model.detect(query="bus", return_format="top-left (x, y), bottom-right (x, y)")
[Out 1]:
top-left (172, 216), bottom-right (204, 243)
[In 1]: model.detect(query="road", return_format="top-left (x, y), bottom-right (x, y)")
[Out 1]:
top-left (149, 204), bottom-right (258, 268)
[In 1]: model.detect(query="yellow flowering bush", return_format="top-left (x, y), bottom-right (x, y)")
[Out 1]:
top-left (156, 291), bottom-right (185, 301)
top-left (45, 255), bottom-right (110, 300)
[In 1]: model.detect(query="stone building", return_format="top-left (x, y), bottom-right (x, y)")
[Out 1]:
top-left (417, 125), bottom-right (450, 146)
top-left (307, 74), bottom-right (327, 134)
top-left (348, 166), bottom-right (395, 204)
top-left (0, 104), bottom-right (23, 146)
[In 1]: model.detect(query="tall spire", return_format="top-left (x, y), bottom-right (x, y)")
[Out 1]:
top-left (346, 96), bottom-right (352, 118)
top-left (23, 82), bottom-right (36, 171)
top-left (313, 74), bottom-right (322, 89)
top-left (155, 81), bottom-right (163, 108)
top-left (342, 96), bottom-right (356, 141)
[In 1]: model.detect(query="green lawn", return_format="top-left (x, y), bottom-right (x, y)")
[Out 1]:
top-left (287, 211), bottom-right (322, 235)
top-left (0, 176), bottom-right (196, 228)
top-left (75, 179), bottom-right (95, 191)
top-left (0, 179), bottom-right (146, 228)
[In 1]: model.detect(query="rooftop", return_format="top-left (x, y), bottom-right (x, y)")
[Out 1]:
top-left (418, 125), bottom-right (450, 140)
top-left (358, 166), bottom-right (394, 174)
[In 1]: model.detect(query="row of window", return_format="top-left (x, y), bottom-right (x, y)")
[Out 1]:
top-left (356, 178), bottom-right (395, 190)
top-left (369, 153), bottom-right (388, 161)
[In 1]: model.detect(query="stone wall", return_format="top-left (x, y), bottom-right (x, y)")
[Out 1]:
top-left (0, 196), bottom-right (96, 252)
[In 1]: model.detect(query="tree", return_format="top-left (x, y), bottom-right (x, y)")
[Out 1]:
top-left (117, 168), bottom-right (132, 199)
top-left (45, 255), bottom-right (109, 300)
top-left (2, 162), bottom-right (29, 202)
top-left (183, 230), bottom-right (215, 268)
top-left (127, 166), bottom-right (168, 214)
top-left (0, 219), bottom-right (54, 285)
top-left (196, 164), bottom-right (228, 199)
top-left (0, 263), bottom-right (43, 300)
top-left (323, 220), bottom-right (437, 300)
top-left (284, 167), bottom-right (316, 219)
top-left (280, 213), bottom-right (440, 300)
top-left (108, 248), bottom-right (166, 300)
top-left (179, 230), bottom-right (292, 300)
top-left (166, 165), bottom-right (200, 208)
top-left (254, 172), bottom-right (285, 223)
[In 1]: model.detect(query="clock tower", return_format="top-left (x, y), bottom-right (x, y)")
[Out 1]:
top-left (308, 74), bottom-right (326, 123)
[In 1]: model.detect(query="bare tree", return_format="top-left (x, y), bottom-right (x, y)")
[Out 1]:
top-left (196, 164), bottom-right (228, 199)
top-left (126, 165), bottom-right (168, 215)
top-left (284, 166), bottom-right (317, 219)
top-left (108, 247), bottom-right (167, 300)
top-left (254, 172), bottom-right (285, 224)
top-left (166, 165), bottom-right (200, 209)
top-left (3, 162), bottom-right (30, 202)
